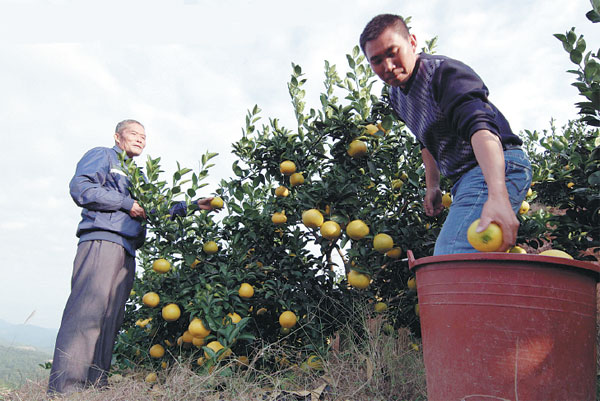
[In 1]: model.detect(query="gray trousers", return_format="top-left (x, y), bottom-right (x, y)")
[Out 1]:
top-left (48, 240), bottom-right (135, 395)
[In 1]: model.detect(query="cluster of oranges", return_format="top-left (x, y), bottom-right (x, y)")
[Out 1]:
top-left (272, 157), bottom-right (407, 292)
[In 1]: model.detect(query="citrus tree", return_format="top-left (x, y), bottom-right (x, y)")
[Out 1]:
top-left (113, 11), bottom-right (600, 378)
top-left (516, 5), bottom-right (599, 260)
top-left (114, 43), bottom-right (447, 374)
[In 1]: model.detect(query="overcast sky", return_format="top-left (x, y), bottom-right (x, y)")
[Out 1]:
top-left (0, 0), bottom-right (597, 330)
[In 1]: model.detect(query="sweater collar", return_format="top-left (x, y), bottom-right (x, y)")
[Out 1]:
top-left (112, 145), bottom-right (131, 160)
top-left (399, 54), bottom-right (422, 95)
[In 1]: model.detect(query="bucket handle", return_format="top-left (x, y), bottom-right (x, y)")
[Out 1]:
top-left (407, 250), bottom-right (416, 269)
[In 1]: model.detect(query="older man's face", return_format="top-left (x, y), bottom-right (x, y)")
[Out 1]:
top-left (114, 123), bottom-right (146, 157)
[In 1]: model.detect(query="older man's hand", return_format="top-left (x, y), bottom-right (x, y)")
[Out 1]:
top-left (130, 200), bottom-right (146, 219)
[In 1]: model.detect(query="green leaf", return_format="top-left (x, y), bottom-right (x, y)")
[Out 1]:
top-left (589, 171), bottom-right (600, 185)
top-left (381, 114), bottom-right (394, 131)
top-left (586, 59), bottom-right (600, 81)
top-left (346, 54), bottom-right (356, 69)
top-left (576, 37), bottom-right (587, 53)
top-left (570, 50), bottom-right (583, 65)
top-left (586, 9), bottom-right (600, 23)
top-left (232, 162), bottom-right (244, 177)
top-left (567, 28), bottom-right (577, 45)
top-left (555, 33), bottom-right (572, 52)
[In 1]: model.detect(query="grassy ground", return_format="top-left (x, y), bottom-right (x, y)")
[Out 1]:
top-left (1, 316), bottom-right (426, 401)
top-left (3, 307), bottom-right (599, 400)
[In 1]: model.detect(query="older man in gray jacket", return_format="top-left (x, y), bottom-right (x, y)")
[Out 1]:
top-left (48, 120), bottom-right (211, 395)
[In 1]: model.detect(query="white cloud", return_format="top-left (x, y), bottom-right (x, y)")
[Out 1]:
top-left (0, 0), bottom-right (596, 329)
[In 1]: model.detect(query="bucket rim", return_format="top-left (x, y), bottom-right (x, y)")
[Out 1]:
top-left (407, 250), bottom-right (600, 276)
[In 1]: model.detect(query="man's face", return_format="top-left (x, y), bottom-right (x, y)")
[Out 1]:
top-left (365, 27), bottom-right (418, 88)
top-left (114, 123), bottom-right (146, 157)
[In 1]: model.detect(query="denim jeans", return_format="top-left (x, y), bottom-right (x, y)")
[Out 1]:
top-left (433, 148), bottom-right (532, 255)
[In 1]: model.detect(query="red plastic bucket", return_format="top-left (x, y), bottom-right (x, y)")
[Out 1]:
top-left (408, 251), bottom-right (599, 401)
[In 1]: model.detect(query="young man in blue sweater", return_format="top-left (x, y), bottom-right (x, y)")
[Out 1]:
top-left (48, 120), bottom-right (213, 395)
top-left (360, 14), bottom-right (531, 254)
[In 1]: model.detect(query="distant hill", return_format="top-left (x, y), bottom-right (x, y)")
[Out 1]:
top-left (0, 344), bottom-right (50, 389)
top-left (0, 319), bottom-right (57, 354)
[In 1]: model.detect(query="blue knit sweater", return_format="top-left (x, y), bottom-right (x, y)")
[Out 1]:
top-left (389, 53), bottom-right (522, 181)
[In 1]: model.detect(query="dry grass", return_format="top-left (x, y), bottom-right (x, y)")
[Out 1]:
top-left (1, 305), bottom-right (426, 401)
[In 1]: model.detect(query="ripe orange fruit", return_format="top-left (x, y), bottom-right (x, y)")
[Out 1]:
top-left (271, 211), bottom-right (287, 225)
top-left (519, 200), bottom-right (530, 215)
top-left (275, 186), bottom-right (289, 197)
top-left (347, 140), bottom-right (367, 157)
top-left (210, 197), bottom-right (224, 209)
top-left (224, 312), bottom-right (242, 324)
top-left (539, 249), bottom-right (573, 259)
top-left (145, 372), bottom-right (158, 383)
top-left (507, 246), bottom-right (527, 254)
top-left (302, 209), bottom-right (324, 228)
top-left (346, 220), bottom-right (369, 240)
top-left (149, 344), bottom-right (165, 358)
top-left (364, 124), bottom-right (379, 135)
top-left (152, 258), bottom-right (171, 274)
top-left (373, 233), bottom-right (394, 253)
top-left (467, 219), bottom-right (503, 252)
top-left (256, 307), bottom-right (268, 315)
top-left (290, 172), bottom-right (304, 187)
top-left (347, 270), bottom-right (370, 289)
top-left (190, 259), bottom-right (201, 269)
top-left (374, 302), bottom-right (388, 313)
top-left (567, 182), bottom-right (575, 189)
top-left (203, 241), bottom-right (218, 254)
top-left (279, 160), bottom-right (296, 175)
top-left (188, 318), bottom-right (211, 338)
top-left (204, 340), bottom-right (232, 360)
top-left (135, 317), bottom-right (152, 327)
top-left (441, 193), bottom-right (452, 208)
top-left (192, 336), bottom-right (205, 347)
top-left (279, 311), bottom-right (297, 329)
top-left (161, 303), bottom-right (181, 322)
top-left (142, 292), bottom-right (160, 308)
top-left (238, 283), bottom-right (254, 298)
top-left (181, 330), bottom-right (194, 343)
top-left (391, 179), bottom-right (404, 190)
top-left (320, 220), bottom-right (341, 240)
top-left (386, 247), bottom-right (402, 259)
top-left (407, 277), bottom-right (416, 290)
